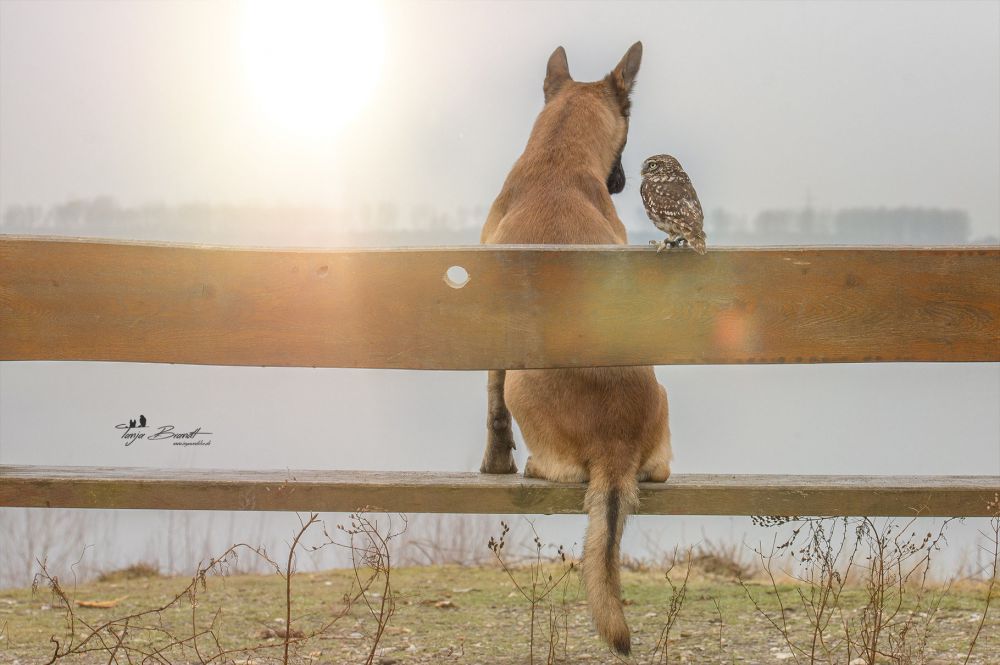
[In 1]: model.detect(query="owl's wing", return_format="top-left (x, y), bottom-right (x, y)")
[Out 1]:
top-left (658, 181), bottom-right (700, 218)
top-left (681, 181), bottom-right (704, 223)
top-left (675, 182), bottom-right (707, 253)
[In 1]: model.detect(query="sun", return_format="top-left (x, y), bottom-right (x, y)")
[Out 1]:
top-left (241, 0), bottom-right (385, 138)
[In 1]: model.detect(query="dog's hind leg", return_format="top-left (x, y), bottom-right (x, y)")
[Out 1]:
top-left (481, 370), bottom-right (518, 474)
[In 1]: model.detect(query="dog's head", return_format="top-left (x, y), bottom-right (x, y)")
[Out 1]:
top-left (542, 42), bottom-right (642, 195)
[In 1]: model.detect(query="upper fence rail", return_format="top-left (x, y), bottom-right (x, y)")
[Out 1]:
top-left (1, 236), bottom-right (998, 369)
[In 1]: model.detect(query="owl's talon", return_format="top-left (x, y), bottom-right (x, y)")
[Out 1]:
top-left (650, 239), bottom-right (668, 253)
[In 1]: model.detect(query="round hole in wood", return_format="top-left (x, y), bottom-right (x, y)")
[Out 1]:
top-left (444, 265), bottom-right (470, 289)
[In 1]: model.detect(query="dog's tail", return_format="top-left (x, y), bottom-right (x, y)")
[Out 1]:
top-left (582, 457), bottom-right (639, 655)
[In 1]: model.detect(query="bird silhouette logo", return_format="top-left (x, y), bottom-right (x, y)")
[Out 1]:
top-left (124, 415), bottom-right (148, 428)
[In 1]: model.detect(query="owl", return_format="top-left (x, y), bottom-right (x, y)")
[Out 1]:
top-left (640, 154), bottom-right (707, 254)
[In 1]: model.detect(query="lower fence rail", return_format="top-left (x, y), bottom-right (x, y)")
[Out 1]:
top-left (0, 466), bottom-right (996, 517)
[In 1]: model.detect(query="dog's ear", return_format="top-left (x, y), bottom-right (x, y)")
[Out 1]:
top-left (544, 46), bottom-right (572, 103)
top-left (608, 41), bottom-right (642, 114)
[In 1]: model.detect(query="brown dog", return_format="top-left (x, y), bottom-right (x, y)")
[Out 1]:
top-left (479, 42), bottom-right (672, 655)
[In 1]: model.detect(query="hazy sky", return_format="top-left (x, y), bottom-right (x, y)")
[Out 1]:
top-left (2, 0), bottom-right (999, 236)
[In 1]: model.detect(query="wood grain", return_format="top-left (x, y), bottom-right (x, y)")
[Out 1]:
top-left (0, 466), bottom-right (996, 516)
top-left (1, 237), bottom-right (998, 368)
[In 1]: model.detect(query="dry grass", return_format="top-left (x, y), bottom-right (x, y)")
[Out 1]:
top-left (95, 562), bottom-right (162, 583)
top-left (0, 513), bottom-right (996, 664)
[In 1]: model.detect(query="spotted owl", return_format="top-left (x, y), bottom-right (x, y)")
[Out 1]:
top-left (640, 154), bottom-right (707, 254)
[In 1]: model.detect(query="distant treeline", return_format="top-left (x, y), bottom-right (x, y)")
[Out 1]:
top-left (2, 197), bottom-right (993, 246)
top-left (702, 205), bottom-right (978, 245)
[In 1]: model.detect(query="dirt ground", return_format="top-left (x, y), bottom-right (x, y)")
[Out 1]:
top-left (0, 563), bottom-right (995, 664)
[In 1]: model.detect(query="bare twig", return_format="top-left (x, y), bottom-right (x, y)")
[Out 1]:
top-left (488, 519), bottom-right (576, 665)
top-left (964, 498), bottom-right (999, 664)
top-left (649, 549), bottom-right (692, 665)
top-left (32, 510), bottom-right (403, 664)
top-left (745, 515), bottom-right (961, 664)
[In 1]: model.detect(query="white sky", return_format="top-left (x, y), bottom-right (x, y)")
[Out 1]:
top-left (1, 0), bottom-right (998, 236)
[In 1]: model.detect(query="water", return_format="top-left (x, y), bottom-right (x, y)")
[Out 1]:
top-left (2, 361), bottom-right (997, 587)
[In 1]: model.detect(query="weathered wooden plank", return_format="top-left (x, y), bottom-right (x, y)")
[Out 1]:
top-left (0, 466), bottom-right (996, 516)
top-left (1, 237), bottom-right (997, 368)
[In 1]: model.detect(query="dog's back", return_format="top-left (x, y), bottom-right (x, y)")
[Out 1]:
top-left (480, 43), bottom-right (672, 655)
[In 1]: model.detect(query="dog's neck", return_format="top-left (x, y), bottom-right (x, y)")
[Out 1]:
top-left (519, 91), bottom-right (621, 182)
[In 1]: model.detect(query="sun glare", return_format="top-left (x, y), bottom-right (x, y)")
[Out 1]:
top-left (241, 0), bottom-right (385, 138)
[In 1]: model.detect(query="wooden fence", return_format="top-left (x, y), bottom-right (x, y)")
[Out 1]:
top-left (1, 236), bottom-right (998, 517)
